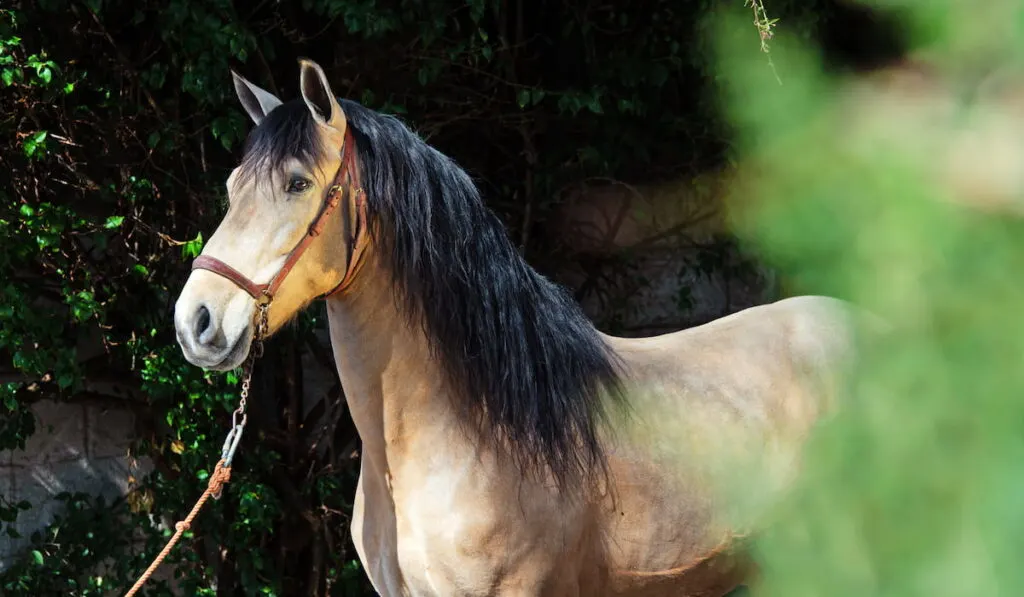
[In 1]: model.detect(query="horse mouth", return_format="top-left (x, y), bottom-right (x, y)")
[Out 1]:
top-left (210, 331), bottom-right (252, 371)
top-left (179, 326), bottom-right (252, 372)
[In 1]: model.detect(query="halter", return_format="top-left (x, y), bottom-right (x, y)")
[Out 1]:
top-left (191, 127), bottom-right (368, 306)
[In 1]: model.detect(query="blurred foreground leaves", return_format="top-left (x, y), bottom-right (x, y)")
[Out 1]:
top-left (714, 1), bottom-right (1024, 594)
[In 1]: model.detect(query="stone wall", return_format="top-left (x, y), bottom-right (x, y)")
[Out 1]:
top-left (0, 401), bottom-right (143, 569)
top-left (545, 170), bottom-right (776, 335)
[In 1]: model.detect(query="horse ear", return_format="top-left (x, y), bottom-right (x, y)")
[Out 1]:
top-left (232, 71), bottom-right (283, 125)
top-left (298, 58), bottom-right (347, 132)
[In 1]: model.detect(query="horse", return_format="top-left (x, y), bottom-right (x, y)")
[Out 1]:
top-left (173, 58), bottom-right (859, 596)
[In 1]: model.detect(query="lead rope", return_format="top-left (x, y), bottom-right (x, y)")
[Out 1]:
top-left (124, 301), bottom-right (270, 597)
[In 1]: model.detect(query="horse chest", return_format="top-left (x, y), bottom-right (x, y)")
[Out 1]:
top-left (352, 460), bottom-right (573, 596)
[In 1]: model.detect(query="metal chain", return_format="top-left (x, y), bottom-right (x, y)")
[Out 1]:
top-left (222, 301), bottom-right (269, 470)
top-left (125, 300), bottom-right (271, 596)
top-left (235, 302), bottom-right (269, 420)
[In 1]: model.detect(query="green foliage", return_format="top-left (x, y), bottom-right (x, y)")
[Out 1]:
top-left (0, 0), bottom-right (831, 594)
top-left (2, 494), bottom-right (142, 596)
top-left (713, 0), bottom-right (1024, 594)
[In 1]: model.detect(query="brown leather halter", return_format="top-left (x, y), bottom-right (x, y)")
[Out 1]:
top-left (191, 127), bottom-right (368, 306)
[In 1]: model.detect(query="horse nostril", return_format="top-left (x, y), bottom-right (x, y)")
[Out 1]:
top-left (195, 305), bottom-right (212, 343)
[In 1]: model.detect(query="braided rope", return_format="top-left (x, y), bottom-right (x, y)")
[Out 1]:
top-left (123, 460), bottom-right (233, 597)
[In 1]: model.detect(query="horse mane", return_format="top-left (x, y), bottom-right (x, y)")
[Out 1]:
top-left (240, 99), bottom-right (626, 490)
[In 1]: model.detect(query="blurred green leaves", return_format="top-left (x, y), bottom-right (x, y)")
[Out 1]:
top-left (712, 2), bottom-right (1024, 595)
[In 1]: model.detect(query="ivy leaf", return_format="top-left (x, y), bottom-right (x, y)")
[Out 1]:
top-left (22, 130), bottom-right (48, 159)
top-left (210, 115), bottom-right (242, 151)
top-left (181, 232), bottom-right (203, 259)
top-left (516, 89), bottom-right (530, 109)
top-left (56, 370), bottom-right (75, 389)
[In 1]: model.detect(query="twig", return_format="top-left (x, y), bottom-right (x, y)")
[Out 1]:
top-left (745, 0), bottom-right (782, 85)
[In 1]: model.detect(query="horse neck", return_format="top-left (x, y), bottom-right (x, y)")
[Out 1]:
top-left (323, 254), bottom-right (459, 476)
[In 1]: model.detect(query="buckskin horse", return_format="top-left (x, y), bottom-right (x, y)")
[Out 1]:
top-left (173, 59), bottom-right (858, 596)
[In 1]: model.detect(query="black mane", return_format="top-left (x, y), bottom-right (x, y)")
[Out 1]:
top-left (242, 99), bottom-right (626, 490)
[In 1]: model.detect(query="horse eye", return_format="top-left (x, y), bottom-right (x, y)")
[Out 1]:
top-left (286, 177), bottom-right (311, 194)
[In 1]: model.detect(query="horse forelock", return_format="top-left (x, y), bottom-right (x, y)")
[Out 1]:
top-left (236, 99), bottom-right (330, 186)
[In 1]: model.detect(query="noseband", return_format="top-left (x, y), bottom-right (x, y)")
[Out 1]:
top-left (190, 127), bottom-right (368, 306)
